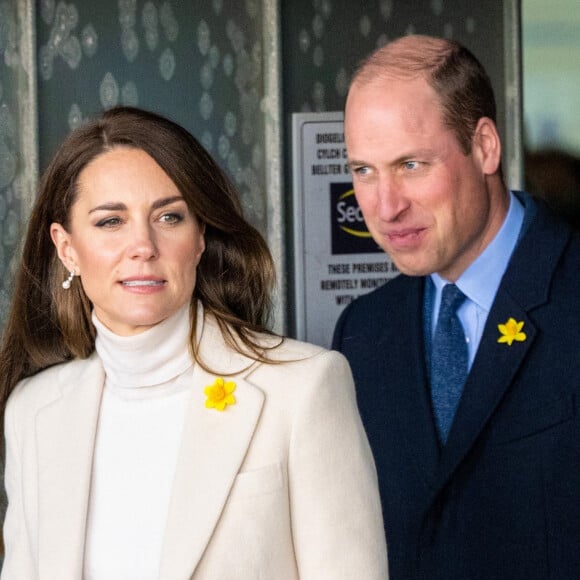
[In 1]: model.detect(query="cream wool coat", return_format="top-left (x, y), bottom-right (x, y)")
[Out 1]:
top-left (2, 312), bottom-right (388, 580)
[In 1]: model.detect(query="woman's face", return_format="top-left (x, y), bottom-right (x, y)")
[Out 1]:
top-left (51, 147), bottom-right (205, 336)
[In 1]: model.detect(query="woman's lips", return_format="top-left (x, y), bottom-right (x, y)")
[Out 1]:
top-left (120, 278), bottom-right (167, 292)
top-left (121, 280), bottom-right (165, 287)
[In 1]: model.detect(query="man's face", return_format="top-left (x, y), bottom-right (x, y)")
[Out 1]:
top-left (345, 76), bottom-right (505, 282)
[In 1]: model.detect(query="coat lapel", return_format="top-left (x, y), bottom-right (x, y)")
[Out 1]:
top-left (381, 277), bottom-right (440, 485)
top-left (36, 355), bottom-right (104, 579)
top-left (429, 197), bottom-right (571, 498)
top-left (430, 294), bottom-right (537, 495)
top-left (158, 314), bottom-right (265, 579)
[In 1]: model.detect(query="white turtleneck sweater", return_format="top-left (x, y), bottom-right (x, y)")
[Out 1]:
top-left (83, 305), bottom-right (194, 580)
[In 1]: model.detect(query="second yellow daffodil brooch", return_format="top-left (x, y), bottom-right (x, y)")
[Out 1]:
top-left (204, 377), bottom-right (237, 411)
top-left (497, 317), bottom-right (527, 346)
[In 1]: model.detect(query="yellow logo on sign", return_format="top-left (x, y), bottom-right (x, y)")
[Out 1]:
top-left (337, 189), bottom-right (372, 238)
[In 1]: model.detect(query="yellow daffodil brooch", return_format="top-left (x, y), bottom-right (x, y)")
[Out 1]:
top-left (497, 317), bottom-right (527, 346)
top-left (204, 377), bottom-right (237, 411)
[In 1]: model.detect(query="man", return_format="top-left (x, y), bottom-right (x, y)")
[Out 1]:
top-left (333, 35), bottom-right (580, 579)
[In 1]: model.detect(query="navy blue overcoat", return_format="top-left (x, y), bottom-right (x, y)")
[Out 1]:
top-left (333, 194), bottom-right (580, 579)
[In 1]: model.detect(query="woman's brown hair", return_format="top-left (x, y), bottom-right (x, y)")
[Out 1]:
top-left (0, 106), bottom-right (279, 410)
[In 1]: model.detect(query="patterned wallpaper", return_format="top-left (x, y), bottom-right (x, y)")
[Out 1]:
top-left (0, 0), bottom-right (37, 336)
top-left (36, 0), bottom-right (280, 232)
top-left (281, 0), bottom-right (510, 146)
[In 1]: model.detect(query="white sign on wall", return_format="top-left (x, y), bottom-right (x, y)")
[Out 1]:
top-left (292, 112), bottom-right (399, 348)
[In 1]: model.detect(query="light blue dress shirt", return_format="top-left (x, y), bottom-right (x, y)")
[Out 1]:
top-left (430, 191), bottom-right (525, 370)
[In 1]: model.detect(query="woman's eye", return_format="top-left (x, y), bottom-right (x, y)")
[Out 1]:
top-left (95, 216), bottom-right (122, 228)
top-left (159, 212), bottom-right (183, 224)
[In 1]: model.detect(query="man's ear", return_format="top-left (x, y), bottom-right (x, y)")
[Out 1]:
top-left (473, 117), bottom-right (502, 176)
top-left (50, 222), bottom-right (78, 273)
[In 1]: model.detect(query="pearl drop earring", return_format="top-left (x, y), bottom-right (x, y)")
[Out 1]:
top-left (62, 270), bottom-right (75, 290)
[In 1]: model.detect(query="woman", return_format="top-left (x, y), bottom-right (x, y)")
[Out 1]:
top-left (0, 107), bottom-right (388, 579)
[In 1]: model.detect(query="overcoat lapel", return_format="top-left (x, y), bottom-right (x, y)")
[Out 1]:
top-left (430, 294), bottom-right (537, 496)
top-left (382, 277), bottom-right (440, 485)
top-left (158, 315), bottom-right (265, 579)
top-left (32, 311), bottom-right (264, 579)
top-left (36, 355), bottom-right (105, 579)
top-left (429, 198), bottom-right (571, 499)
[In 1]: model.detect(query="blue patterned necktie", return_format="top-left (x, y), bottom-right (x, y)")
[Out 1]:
top-left (430, 284), bottom-right (468, 443)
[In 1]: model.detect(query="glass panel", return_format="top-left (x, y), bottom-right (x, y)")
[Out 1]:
top-left (523, 0), bottom-right (580, 229)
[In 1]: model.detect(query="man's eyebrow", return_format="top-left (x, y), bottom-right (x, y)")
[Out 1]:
top-left (347, 158), bottom-right (368, 167)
